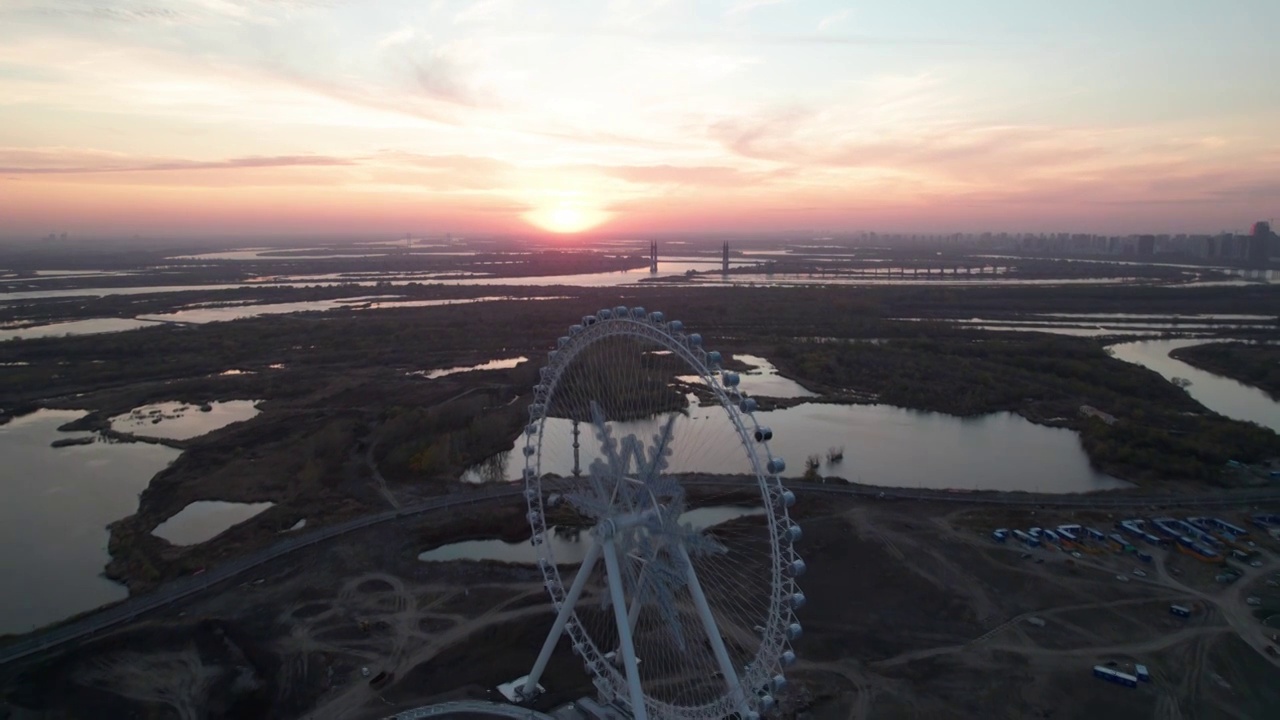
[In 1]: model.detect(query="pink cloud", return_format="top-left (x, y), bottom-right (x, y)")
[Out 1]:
top-left (0, 148), bottom-right (353, 174)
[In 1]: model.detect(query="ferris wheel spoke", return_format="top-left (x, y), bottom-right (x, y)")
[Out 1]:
top-left (589, 400), bottom-right (624, 475)
top-left (604, 536), bottom-right (650, 720)
top-left (638, 412), bottom-right (679, 486)
top-left (521, 538), bottom-right (605, 699)
top-left (677, 542), bottom-right (749, 713)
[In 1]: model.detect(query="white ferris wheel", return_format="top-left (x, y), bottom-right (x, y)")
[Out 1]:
top-left (508, 306), bottom-right (805, 720)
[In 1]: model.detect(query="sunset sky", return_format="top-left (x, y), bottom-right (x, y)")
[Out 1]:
top-left (2, 0), bottom-right (1278, 238)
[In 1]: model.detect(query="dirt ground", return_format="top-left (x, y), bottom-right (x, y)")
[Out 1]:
top-left (4, 496), bottom-right (1280, 720)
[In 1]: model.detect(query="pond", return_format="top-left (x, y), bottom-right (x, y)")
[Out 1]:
top-left (463, 396), bottom-right (1127, 493)
top-left (151, 501), bottom-right (276, 546)
top-left (0, 410), bottom-right (179, 635)
top-left (418, 506), bottom-right (765, 565)
top-left (1107, 339), bottom-right (1280, 433)
top-left (109, 400), bottom-right (261, 440)
top-left (677, 354), bottom-right (816, 398)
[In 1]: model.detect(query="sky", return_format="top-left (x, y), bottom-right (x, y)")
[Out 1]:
top-left (1, 0), bottom-right (1278, 239)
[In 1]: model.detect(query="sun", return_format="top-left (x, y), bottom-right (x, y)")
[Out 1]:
top-left (525, 199), bottom-right (611, 234)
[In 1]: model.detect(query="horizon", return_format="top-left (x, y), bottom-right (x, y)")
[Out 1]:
top-left (2, 1), bottom-right (1278, 238)
top-left (0, 227), bottom-right (1273, 247)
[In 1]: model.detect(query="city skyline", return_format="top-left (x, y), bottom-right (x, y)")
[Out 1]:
top-left (2, 0), bottom-right (1279, 238)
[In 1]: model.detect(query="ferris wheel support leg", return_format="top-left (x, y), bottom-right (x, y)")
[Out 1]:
top-left (678, 544), bottom-right (749, 714)
top-left (604, 537), bottom-right (649, 720)
top-left (625, 564), bottom-right (647, 633)
top-left (521, 540), bottom-right (603, 700)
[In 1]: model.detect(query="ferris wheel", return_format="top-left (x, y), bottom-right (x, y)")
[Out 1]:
top-left (507, 307), bottom-right (805, 720)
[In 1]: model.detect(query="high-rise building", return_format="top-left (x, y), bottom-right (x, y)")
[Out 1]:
top-left (1248, 221), bottom-right (1274, 265)
top-left (1136, 235), bottom-right (1156, 257)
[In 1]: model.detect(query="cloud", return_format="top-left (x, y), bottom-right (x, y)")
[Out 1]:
top-left (452, 0), bottom-right (513, 25)
top-left (762, 33), bottom-right (978, 47)
top-left (0, 147), bottom-right (535, 193)
top-left (702, 101), bottom-right (1280, 220)
top-left (709, 108), bottom-right (1123, 183)
top-left (412, 56), bottom-right (477, 106)
top-left (525, 126), bottom-right (692, 151)
top-left (706, 108), bottom-right (810, 161)
top-left (259, 68), bottom-right (468, 125)
top-left (593, 163), bottom-right (788, 187)
top-left (365, 151), bottom-right (513, 190)
top-left (603, 0), bottom-right (677, 27)
top-left (0, 148), bottom-right (353, 174)
top-left (9, 0), bottom-right (301, 25)
top-left (817, 9), bottom-right (851, 32)
top-left (377, 25), bottom-right (416, 49)
top-left (725, 0), bottom-right (788, 17)
top-left (33, 5), bottom-right (185, 23)
top-left (389, 39), bottom-right (491, 109)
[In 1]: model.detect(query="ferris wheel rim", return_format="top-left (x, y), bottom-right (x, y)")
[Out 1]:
top-left (520, 308), bottom-right (803, 720)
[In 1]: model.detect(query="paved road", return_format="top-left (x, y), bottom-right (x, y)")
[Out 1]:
top-left (383, 699), bottom-right (556, 720)
top-left (3, 478), bottom-right (1278, 668)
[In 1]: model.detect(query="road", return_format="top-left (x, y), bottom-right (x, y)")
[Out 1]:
top-left (3, 477), bottom-right (1279, 668)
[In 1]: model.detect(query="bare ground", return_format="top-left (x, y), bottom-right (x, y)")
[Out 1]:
top-left (4, 496), bottom-right (1280, 719)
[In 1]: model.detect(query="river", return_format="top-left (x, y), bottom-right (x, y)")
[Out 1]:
top-left (1107, 339), bottom-right (1280, 432)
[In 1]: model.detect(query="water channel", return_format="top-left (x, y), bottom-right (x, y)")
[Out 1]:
top-left (0, 318), bottom-right (163, 342)
top-left (411, 357), bottom-right (529, 379)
